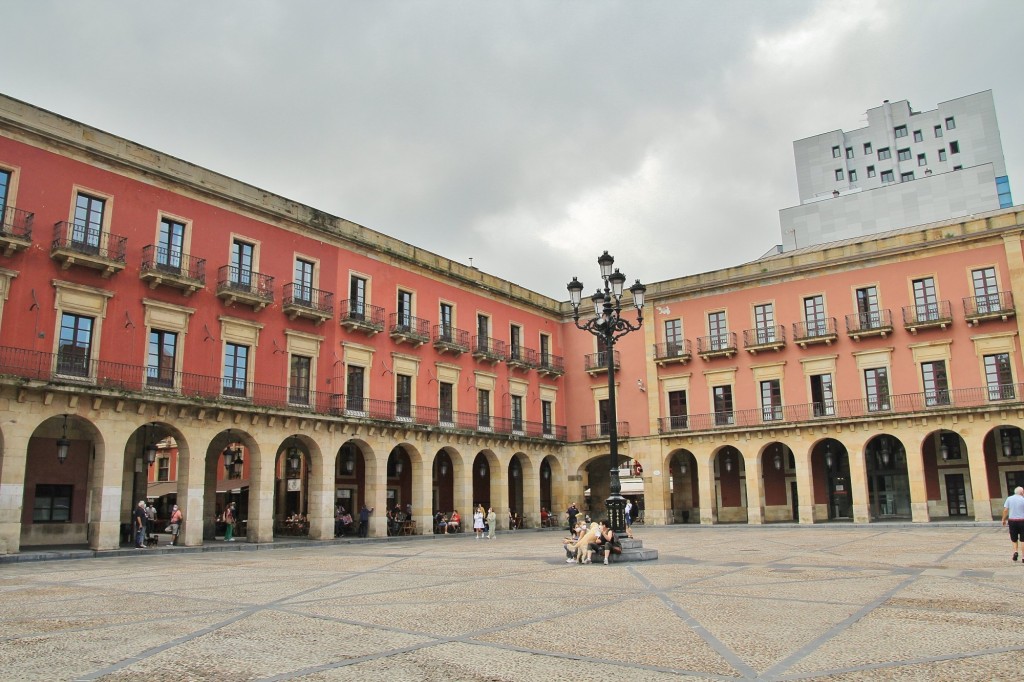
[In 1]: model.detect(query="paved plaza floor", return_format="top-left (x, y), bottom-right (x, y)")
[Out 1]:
top-left (1, 524), bottom-right (1022, 681)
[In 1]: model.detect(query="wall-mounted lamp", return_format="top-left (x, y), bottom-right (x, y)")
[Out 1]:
top-left (724, 453), bottom-right (733, 473)
top-left (824, 442), bottom-right (834, 470)
top-left (344, 453), bottom-right (355, 474)
top-left (880, 437), bottom-right (892, 467)
top-left (1002, 429), bottom-right (1014, 457)
top-left (440, 461), bottom-right (448, 477)
top-left (773, 448), bottom-right (783, 471)
top-left (56, 415), bottom-right (70, 465)
top-left (542, 465), bottom-right (550, 480)
top-left (478, 462), bottom-right (487, 477)
top-left (287, 439), bottom-right (301, 473)
top-left (679, 461), bottom-right (687, 475)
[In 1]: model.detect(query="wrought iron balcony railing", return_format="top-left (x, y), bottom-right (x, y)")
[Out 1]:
top-left (473, 335), bottom-right (506, 363)
top-left (653, 339), bottom-right (692, 362)
top-left (51, 221), bottom-right (127, 265)
top-left (283, 283), bottom-right (334, 318)
top-left (742, 326), bottom-right (785, 351)
top-left (584, 350), bottom-right (620, 373)
top-left (536, 353), bottom-right (565, 376)
top-left (580, 421), bottom-right (630, 440)
top-left (0, 344), bottom-right (568, 441)
top-left (697, 333), bottom-right (737, 357)
top-left (902, 300), bottom-right (953, 329)
top-left (506, 345), bottom-right (537, 369)
top-left (389, 314), bottom-right (431, 345)
top-left (0, 206), bottom-right (33, 240)
top-left (432, 325), bottom-right (470, 353)
top-left (140, 245), bottom-right (206, 286)
top-left (216, 265), bottom-right (274, 302)
top-left (339, 299), bottom-right (385, 333)
top-left (964, 292), bottom-right (1015, 322)
top-left (845, 309), bottom-right (893, 337)
top-left (792, 318), bottom-right (838, 345)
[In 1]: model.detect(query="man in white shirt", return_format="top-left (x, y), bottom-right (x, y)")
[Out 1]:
top-left (1001, 485), bottom-right (1024, 562)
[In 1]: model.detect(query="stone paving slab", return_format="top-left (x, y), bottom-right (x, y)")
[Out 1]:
top-left (1, 525), bottom-right (1022, 681)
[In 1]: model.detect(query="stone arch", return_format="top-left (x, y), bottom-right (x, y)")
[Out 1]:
top-left (203, 429), bottom-right (261, 542)
top-left (809, 436), bottom-right (852, 522)
top-left (539, 454), bottom-right (565, 526)
top-left (666, 447), bottom-right (698, 524)
top-left (864, 433), bottom-right (911, 520)
top-left (712, 444), bottom-right (747, 523)
top-left (920, 428), bottom-right (972, 519)
top-left (758, 441), bottom-right (797, 523)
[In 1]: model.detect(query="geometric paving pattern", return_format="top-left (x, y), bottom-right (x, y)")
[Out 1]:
top-left (1, 525), bottom-right (1021, 681)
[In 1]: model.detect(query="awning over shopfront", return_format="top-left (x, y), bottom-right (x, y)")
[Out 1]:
top-left (145, 481), bottom-right (178, 499)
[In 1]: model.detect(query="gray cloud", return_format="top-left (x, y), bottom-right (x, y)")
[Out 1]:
top-left (4, 0), bottom-right (1022, 298)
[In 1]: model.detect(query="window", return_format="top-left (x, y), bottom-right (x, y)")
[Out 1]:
top-left (346, 365), bottom-right (365, 412)
top-left (901, 172), bottom-right (915, 182)
top-left (949, 141), bottom-right (960, 154)
top-left (984, 353), bottom-right (1014, 400)
top-left (439, 302), bottom-right (453, 341)
top-left (598, 398), bottom-right (611, 436)
top-left (660, 319), bottom-right (680, 354)
top-left (230, 239), bottom-right (254, 289)
top-left (293, 258), bottom-right (314, 304)
top-left (897, 148), bottom-right (911, 162)
top-left (477, 388), bottom-right (491, 428)
top-left (541, 399), bottom-right (553, 435)
top-left (350, 275), bottom-right (367, 319)
top-left (849, 169), bottom-right (857, 183)
top-left (997, 175), bottom-right (1013, 209)
top-left (917, 153), bottom-right (927, 167)
top-left (845, 147), bottom-right (853, 159)
top-left (881, 170), bottom-right (894, 183)
top-left (157, 457), bottom-right (170, 482)
top-left (913, 130), bottom-right (923, 142)
top-left (668, 389), bottom-right (688, 429)
top-left (864, 367), bottom-right (890, 412)
top-left (878, 147), bottom-right (891, 160)
top-left (708, 311), bottom-right (728, 350)
top-left (477, 313), bottom-right (490, 346)
top-left (156, 218), bottom-right (185, 272)
top-left (439, 381), bottom-right (454, 423)
top-left (832, 145), bottom-right (840, 158)
top-left (867, 165), bottom-right (876, 178)
top-left (934, 125), bottom-right (943, 138)
top-left (57, 313), bottom-right (93, 377)
top-left (810, 373), bottom-right (834, 417)
top-left (855, 286), bottom-right (881, 329)
top-left (509, 324), bottom-right (521, 360)
top-left (953, 165), bottom-right (962, 171)
top-left (894, 125), bottom-right (908, 138)
top-left (713, 385), bottom-right (734, 426)
top-left (973, 267), bottom-right (1000, 313)
top-left (72, 193), bottom-right (104, 250)
top-left (32, 484), bottom-right (72, 522)
top-left (754, 303), bottom-right (775, 343)
top-left (539, 333), bottom-right (551, 365)
top-left (863, 142), bottom-right (873, 155)
top-left (147, 329), bottom-right (177, 388)
top-left (222, 343), bottom-right (248, 397)
top-left (289, 355), bottom-right (311, 405)
top-left (945, 116), bottom-right (956, 130)
top-left (396, 374), bottom-right (412, 419)
top-left (511, 395), bottom-right (523, 431)
top-left (922, 361), bottom-right (949, 406)
top-left (938, 149), bottom-right (947, 162)
top-left (396, 290), bottom-right (413, 328)
top-left (760, 379), bottom-right (783, 421)
top-left (912, 277), bottom-right (939, 321)
top-left (834, 169), bottom-right (844, 181)
top-left (803, 295), bottom-right (826, 336)
top-left (0, 169), bottom-right (9, 218)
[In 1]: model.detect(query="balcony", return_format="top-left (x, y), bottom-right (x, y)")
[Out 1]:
top-left (216, 265), bottom-right (274, 311)
top-left (584, 350), bottom-right (620, 374)
top-left (742, 326), bottom-right (786, 354)
top-left (472, 336), bottom-right (506, 364)
top-left (964, 292), bottom-right (1015, 326)
top-left (139, 245), bottom-right (205, 295)
top-left (389, 314), bottom-right (430, 347)
top-left (339, 299), bottom-right (385, 336)
top-left (0, 206), bottom-right (33, 256)
top-left (902, 300), bottom-right (953, 333)
top-left (653, 340), bottom-right (692, 365)
top-left (506, 345), bottom-right (537, 372)
top-left (697, 333), bottom-right (737, 360)
top-left (0, 344), bottom-right (569, 441)
top-left (50, 221), bottom-right (127, 277)
top-left (658, 415), bottom-right (690, 433)
top-left (282, 283), bottom-right (334, 325)
top-left (845, 309), bottom-right (894, 340)
top-left (581, 421), bottom-right (629, 440)
top-left (792, 318), bottom-right (838, 347)
top-left (433, 325), bottom-right (470, 355)
top-left (536, 353), bottom-right (565, 377)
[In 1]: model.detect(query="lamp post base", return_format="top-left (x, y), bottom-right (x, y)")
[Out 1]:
top-left (605, 492), bottom-right (627, 536)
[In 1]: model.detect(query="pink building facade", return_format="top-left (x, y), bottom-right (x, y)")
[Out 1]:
top-left (0, 94), bottom-right (1021, 554)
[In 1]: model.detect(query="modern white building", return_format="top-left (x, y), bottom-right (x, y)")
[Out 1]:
top-left (780, 90), bottom-right (1013, 250)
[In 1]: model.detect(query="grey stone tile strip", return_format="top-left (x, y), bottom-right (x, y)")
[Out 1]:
top-left (771, 645), bottom-right (1024, 681)
top-left (758, 572), bottom-right (921, 680)
top-left (628, 566), bottom-right (760, 680)
top-left (72, 551), bottom-right (423, 681)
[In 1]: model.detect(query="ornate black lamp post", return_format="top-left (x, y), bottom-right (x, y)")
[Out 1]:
top-left (567, 251), bottom-right (646, 535)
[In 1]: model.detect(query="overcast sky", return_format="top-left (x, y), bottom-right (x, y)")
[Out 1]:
top-left (4, 1), bottom-right (1022, 299)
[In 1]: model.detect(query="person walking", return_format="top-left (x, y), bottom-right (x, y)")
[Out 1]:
top-left (566, 502), bottom-right (578, 530)
top-left (358, 504), bottom-right (373, 538)
top-left (487, 507), bottom-right (497, 539)
top-left (473, 505), bottom-right (485, 539)
top-left (168, 504), bottom-right (183, 546)
top-left (132, 500), bottom-right (148, 548)
top-left (223, 502), bottom-right (236, 542)
top-left (1002, 485), bottom-right (1024, 562)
